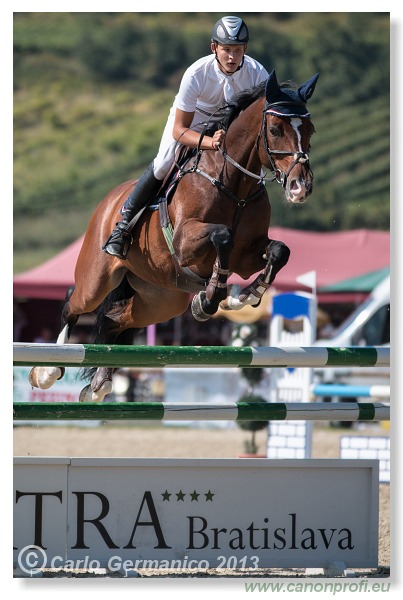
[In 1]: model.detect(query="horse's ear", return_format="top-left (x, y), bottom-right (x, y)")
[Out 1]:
top-left (298, 72), bottom-right (320, 102)
top-left (265, 69), bottom-right (281, 102)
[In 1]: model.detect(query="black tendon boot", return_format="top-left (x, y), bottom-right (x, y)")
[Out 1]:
top-left (102, 163), bottom-right (162, 259)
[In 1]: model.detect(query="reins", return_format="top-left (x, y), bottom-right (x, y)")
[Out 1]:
top-left (181, 97), bottom-right (312, 198)
top-left (176, 118), bottom-right (266, 233)
top-left (175, 97), bottom-right (312, 233)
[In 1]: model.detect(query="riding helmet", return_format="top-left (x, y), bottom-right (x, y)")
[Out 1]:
top-left (211, 16), bottom-right (249, 45)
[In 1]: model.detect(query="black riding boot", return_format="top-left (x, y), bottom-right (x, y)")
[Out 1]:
top-left (102, 163), bottom-right (162, 259)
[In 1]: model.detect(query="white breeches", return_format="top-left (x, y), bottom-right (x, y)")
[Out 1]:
top-left (153, 114), bottom-right (180, 180)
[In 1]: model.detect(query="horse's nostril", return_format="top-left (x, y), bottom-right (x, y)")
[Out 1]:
top-left (290, 179), bottom-right (301, 192)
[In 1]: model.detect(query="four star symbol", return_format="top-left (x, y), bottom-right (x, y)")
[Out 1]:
top-left (161, 489), bottom-right (214, 502)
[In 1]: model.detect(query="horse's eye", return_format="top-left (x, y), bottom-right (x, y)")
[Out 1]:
top-left (269, 126), bottom-right (280, 137)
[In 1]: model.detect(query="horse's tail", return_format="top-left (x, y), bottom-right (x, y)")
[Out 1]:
top-left (79, 276), bottom-right (142, 382)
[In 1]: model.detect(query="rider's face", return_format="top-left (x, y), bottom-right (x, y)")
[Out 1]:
top-left (211, 43), bottom-right (247, 74)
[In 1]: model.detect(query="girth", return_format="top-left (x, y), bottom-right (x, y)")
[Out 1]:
top-left (158, 195), bottom-right (210, 293)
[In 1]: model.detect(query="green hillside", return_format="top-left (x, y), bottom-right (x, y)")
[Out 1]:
top-left (13, 12), bottom-right (390, 273)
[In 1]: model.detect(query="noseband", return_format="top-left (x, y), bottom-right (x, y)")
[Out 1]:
top-left (258, 100), bottom-right (312, 188)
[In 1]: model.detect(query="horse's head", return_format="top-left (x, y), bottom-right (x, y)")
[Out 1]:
top-left (260, 70), bottom-right (319, 204)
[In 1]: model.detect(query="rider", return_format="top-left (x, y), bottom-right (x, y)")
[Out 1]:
top-left (102, 16), bottom-right (269, 259)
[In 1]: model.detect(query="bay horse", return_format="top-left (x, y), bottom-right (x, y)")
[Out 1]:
top-left (29, 69), bottom-right (319, 401)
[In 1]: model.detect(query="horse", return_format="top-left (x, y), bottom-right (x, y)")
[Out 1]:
top-left (29, 69), bottom-right (319, 402)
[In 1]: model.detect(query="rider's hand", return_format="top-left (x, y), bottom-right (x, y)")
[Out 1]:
top-left (211, 129), bottom-right (225, 150)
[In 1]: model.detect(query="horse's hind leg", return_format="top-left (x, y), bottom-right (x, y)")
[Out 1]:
top-left (29, 259), bottom-right (127, 391)
top-left (80, 284), bottom-right (190, 402)
top-left (77, 279), bottom-right (136, 402)
top-left (29, 286), bottom-right (80, 390)
top-left (79, 327), bottom-right (136, 402)
top-left (56, 288), bottom-right (80, 344)
top-left (221, 239), bottom-right (290, 311)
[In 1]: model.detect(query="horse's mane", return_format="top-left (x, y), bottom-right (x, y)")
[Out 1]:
top-left (223, 79), bottom-right (298, 129)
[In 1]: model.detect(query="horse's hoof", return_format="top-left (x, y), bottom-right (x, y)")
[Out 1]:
top-left (219, 284), bottom-right (241, 311)
top-left (79, 385), bottom-right (96, 402)
top-left (28, 366), bottom-right (64, 390)
top-left (79, 385), bottom-right (90, 402)
top-left (79, 382), bottom-right (113, 403)
top-left (191, 293), bottom-right (212, 322)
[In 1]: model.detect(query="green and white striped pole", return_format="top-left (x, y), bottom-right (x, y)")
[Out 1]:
top-left (13, 401), bottom-right (390, 421)
top-left (13, 343), bottom-right (390, 368)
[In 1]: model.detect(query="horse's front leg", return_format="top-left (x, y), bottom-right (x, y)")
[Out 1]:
top-left (220, 239), bottom-right (290, 311)
top-left (188, 224), bottom-right (234, 322)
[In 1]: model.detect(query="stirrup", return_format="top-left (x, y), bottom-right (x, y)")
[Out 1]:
top-left (102, 229), bottom-right (133, 260)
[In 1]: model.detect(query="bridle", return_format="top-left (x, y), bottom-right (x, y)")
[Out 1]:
top-left (179, 98), bottom-right (313, 214)
top-left (258, 100), bottom-right (312, 188)
top-left (214, 99), bottom-right (313, 189)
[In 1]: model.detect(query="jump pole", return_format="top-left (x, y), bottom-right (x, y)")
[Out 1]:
top-left (311, 384), bottom-right (390, 399)
top-left (13, 343), bottom-right (390, 368)
top-left (13, 401), bottom-right (390, 421)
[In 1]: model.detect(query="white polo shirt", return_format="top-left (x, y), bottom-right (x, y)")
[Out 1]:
top-left (153, 53), bottom-right (269, 179)
top-left (171, 54), bottom-right (269, 131)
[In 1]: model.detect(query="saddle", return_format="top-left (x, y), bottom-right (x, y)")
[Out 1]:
top-left (119, 145), bottom-right (209, 293)
top-left (159, 145), bottom-right (198, 204)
